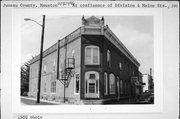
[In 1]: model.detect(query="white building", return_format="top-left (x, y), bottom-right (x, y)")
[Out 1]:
top-left (142, 74), bottom-right (151, 92)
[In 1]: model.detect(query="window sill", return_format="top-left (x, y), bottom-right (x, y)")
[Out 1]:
top-left (50, 92), bottom-right (56, 94)
top-left (74, 93), bottom-right (80, 95)
top-left (85, 64), bottom-right (100, 66)
top-left (109, 93), bottom-right (116, 95)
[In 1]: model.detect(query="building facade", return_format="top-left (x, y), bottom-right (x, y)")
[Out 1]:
top-left (28, 16), bottom-right (142, 104)
top-left (142, 74), bottom-right (154, 93)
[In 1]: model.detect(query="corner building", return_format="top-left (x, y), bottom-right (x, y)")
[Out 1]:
top-left (28, 16), bottom-right (141, 104)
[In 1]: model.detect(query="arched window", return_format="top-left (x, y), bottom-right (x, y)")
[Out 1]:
top-left (109, 73), bottom-right (115, 94)
top-left (117, 76), bottom-right (120, 97)
top-left (85, 45), bottom-right (100, 65)
top-left (107, 50), bottom-right (111, 67)
top-left (119, 62), bottom-right (122, 71)
top-left (104, 72), bottom-right (108, 95)
top-left (120, 80), bottom-right (123, 95)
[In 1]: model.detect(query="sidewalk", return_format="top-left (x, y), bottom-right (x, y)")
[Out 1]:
top-left (21, 96), bottom-right (60, 105)
top-left (104, 97), bottom-right (136, 104)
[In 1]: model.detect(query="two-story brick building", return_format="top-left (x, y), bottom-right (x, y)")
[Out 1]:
top-left (28, 16), bottom-right (141, 104)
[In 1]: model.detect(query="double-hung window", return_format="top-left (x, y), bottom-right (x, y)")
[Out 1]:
top-left (51, 80), bottom-right (56, 93)
top-left (85, 46), bottom-right (99, 65)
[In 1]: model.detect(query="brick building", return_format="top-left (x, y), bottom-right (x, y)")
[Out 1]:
top-left (28, 16), bottom-right (142, 104)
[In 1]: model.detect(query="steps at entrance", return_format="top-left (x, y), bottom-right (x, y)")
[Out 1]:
top-left (82, 99), bottom-right (103, 105)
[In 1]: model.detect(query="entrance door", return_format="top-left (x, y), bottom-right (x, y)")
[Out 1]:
top-left (85, 71), bottom-right (99, 98)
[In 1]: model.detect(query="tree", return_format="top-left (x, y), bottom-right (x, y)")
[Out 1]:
top-left (21, 61), bottom-right (30, 96)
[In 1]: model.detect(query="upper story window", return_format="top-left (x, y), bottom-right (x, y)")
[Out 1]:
top-left (107, 50), bottom-right (111, 67)
top-left (85, 45), bottom-right (100, 65)
top-left (53, 59), bottom-right (56, 72)
top-left (119, 62), bottom-right (122, 71)
top-left (43, 64), bottom-right (47, 74)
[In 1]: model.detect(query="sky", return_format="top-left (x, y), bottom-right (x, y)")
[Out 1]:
top-left (21, 16), bottom-right (153, 75)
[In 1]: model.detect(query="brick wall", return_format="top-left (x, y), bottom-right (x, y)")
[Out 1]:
top-left (28, 37), bottom-right (81, 103)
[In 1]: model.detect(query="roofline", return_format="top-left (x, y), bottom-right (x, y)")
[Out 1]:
top-left (29, 27), bottom-right (81, 64)
top-left (104, 26), bottom-right (140, 67)
top-left (29, 25), bottom-right (140, 68)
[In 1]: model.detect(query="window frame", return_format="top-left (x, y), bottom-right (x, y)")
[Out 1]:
top-left (85, 45), bottom-right (100, 65)
top-left (74, 73), bottom-right (80, 95)
top-left (104, 72), bottom-right (108, 95)
top-left (51, 80), bottom-right (56, 94)
top-left (109, 73), bottom-right (116, 94)
top-left (43, 64), bottom-right (47, 74)
top-left (53, 58), bottom-right (56, 72)
top-left (120, 79), bottom-right (123, 95)
top-left (107, 49), bottom-right (111, 67)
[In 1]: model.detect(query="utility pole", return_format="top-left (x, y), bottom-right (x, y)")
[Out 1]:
top-left (37, 15), bottom-right (46, 103)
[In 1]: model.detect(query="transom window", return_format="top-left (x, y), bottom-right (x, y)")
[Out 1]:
top-left (85, 45), bottom-right (100, 65)
top-left (89, 74), bottom-right (96, 79)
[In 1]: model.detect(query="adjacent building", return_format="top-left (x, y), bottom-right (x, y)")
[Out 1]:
top-left (28, 16), bottom-right (142, 104)
top-left (142, 73), bottom-right (154, 93)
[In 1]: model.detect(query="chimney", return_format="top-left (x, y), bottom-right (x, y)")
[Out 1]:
top-left (150, 68), bottom-right (152, 76)
top-left (82, 15), bottom-right (85, 25)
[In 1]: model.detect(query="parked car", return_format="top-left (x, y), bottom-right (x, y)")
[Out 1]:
top-left (136, 92), bottom-right (154, 104)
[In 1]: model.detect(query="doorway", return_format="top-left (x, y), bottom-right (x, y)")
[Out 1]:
top-left (85, 71), bottom-right (99, 98)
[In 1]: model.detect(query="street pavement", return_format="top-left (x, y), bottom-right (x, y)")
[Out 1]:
top-left (21, 96), bottom-right (138, 105)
